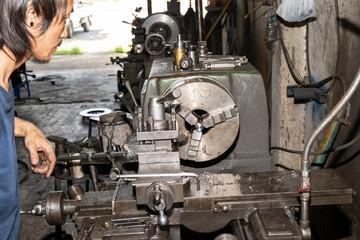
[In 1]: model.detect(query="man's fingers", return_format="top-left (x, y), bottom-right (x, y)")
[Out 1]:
top-left (28, 144), bottom-right (40, 166)
top-left (44, 148), bottom-right (56, 178)
top-left (32, 166), bottom-right (48, 174)
top-left (24, 127), bottom-right (56, 178)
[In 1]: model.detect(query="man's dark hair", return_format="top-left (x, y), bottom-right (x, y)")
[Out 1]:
top-left (0, 0), bottom-right (68, 63)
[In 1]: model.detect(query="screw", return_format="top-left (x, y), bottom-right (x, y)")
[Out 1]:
top-left (213, 207), bottom-right (218, 213)
top-left (104, 221), bottom-right (110, 228)
top-left (222, 205), bottom-right (228, 212)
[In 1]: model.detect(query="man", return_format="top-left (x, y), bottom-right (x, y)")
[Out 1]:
top-left (0, 0), bottom-right (73, 238)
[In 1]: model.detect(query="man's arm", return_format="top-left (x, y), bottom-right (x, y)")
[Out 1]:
top-left (14, 117), bottom-right (56, 178)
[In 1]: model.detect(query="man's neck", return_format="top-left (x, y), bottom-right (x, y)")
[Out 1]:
top-left (0, 46), bottom-right (24, 92)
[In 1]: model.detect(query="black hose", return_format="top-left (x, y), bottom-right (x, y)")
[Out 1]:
top-left (306, 21), bottom-right (312, 84)
top-left (279, 25), bottom-right (306, 85)
top-left (334, 0), bottom-right (340, 75)
top-left (299, 74), bottom-right (346, 94)
top-left (270, 133), bottom-right (360, 156)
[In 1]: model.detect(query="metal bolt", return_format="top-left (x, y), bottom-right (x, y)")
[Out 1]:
top-left (109, 172), bottom-right (119, 181)
top-left (213, 207), bottom-right (218, 213)
top-left (195, 122), bottom-right (204, 132)
top-left (222, 205), bottom-right (228, 212)
top-left (104, 221), bottom-right (110, 228)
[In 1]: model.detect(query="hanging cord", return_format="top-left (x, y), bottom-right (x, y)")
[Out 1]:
top-left (305, 0), bottom-right (341, 92)
top-left (278, 25), bottom-right (306, 85)
top-left (334, 0), bottom-right (341, 75)
top-left (320, 0), bottom-right (341, 94)
top-left (270, 134), bottom-right (360, 156)
top-left (306, 21), bottom-right (312, 84)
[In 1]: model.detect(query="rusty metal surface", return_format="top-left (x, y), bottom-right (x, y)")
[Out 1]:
top-left (185, 169), bottom-right (352, 204)
top-left (249, 208), bottom-right (302, 240)
top-left (71, 169), bottom-right (352, 236)
top-left (143, 57), bottom-right (271, 173)
top-left (148, 57), bottom-right (259, 79)
top-left (179, 169), bottom-right (352, 232)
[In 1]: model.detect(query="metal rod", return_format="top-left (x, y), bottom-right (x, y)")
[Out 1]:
top-left (87, 119), bottom-right (93, 148)
top-left (63, 200), bottom-right (81, 215)
top-left (56, 152), bottom-right (137, 164)
top-left (147, 0), bottom-right (152, 15)
top-left (124, 80), bottom-right (138, 107)
top-left (87, 152), bottom-right (99, 191)
top-left (205, 0), bottom-right (233, 42)
top-left (195, 0), bottom-right (204, 41)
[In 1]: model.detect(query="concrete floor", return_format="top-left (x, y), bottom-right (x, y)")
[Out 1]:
top-left (17, 54), bottom-right (121, 239)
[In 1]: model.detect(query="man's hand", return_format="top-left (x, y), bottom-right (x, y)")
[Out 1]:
top-left (14, 117), bottom-right (56, 178)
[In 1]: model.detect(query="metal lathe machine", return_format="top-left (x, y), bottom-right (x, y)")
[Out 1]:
top-left (26, 35), bottom-right (352, 240)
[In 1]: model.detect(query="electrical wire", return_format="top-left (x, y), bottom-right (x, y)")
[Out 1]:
top-left (279, 25), bottom-right (306, 85)
top-left (281, 0), bottom-right (341, 90)
top-left (319, 0), bottom-right (341, 95)
top-left (274, 163), bottom-right (294, 171)
top-left (304, 74), bottom-right (346, 94)
top-left (270, 134), bottom-right (360, 156)
top-left (266, 44), bottom-right (273, 144)
top-left (306, 21), bottom-right (312, 84)
top-left (299, 0), bottom-right (341, 93)
top-left (334, 0), bottom-right (340, 75)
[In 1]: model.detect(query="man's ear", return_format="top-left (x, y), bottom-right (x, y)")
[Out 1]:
top-left (25, 0), bottom-right (40, 28)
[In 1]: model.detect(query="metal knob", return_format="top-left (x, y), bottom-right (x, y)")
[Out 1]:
top-left (155, 197), bottom-right (168, 227)
top-left (158, 209), bottom-right (169, 227)
top-left (157, 89), bottom-right (182, 104)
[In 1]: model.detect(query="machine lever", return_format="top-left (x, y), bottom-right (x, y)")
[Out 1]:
top-left (155, 197), bottom-right (168, 227)
top-left (157, 89), bottom-right (182, 104)
top-left (20, 201), bottom-right (45, 216)
top-left (158, 208), bottom-right (168, 227)
top-left (153, 191), bottom-right (162, 206)
top-left (115, 91), bottom-right (135, 116)
top-left (123, 80), bottom-right (139, 107)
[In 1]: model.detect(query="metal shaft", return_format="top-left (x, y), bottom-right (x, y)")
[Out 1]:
top-left (195, 0), bottom-right (204, 41)
top-left (204, 0), bottom-right (233, 42)
top-left (87, 152), bottom-right (99, 191)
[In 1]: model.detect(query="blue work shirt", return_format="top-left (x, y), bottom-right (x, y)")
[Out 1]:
top-left (0, 81), bottom-right (20, 239)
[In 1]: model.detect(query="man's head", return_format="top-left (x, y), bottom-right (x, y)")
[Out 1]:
top-left (0, 0), bottom-right (73, 64)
